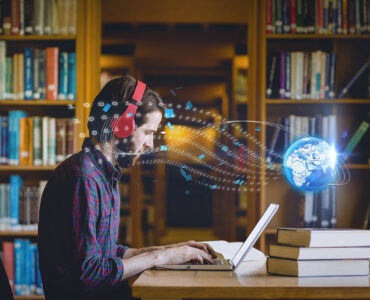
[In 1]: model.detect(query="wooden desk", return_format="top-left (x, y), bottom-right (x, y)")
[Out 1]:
top-left (132, 261), bottom-right (370, 299)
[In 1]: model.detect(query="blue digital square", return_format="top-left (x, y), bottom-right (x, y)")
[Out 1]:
top-left (165, 108), bottom-right (175, 118)
top-left (102, 103), bottom-right (111, 112)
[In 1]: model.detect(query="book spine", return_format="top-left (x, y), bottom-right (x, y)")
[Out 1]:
top-left (23, 239), bottom-right (31, 295)
top-left (324, 0), bottom-right (329, 33)
top-left (283, 0), bottom-right (291, 33)
top-left (1, 116), bottom-right (8, 165)
top-left (10, 0), bottom-right (20, 35)
top-left (320, 51), bottom-right (326, 98)
top-left (330, 185), bottom-right (337, 227)
top-left (367, 0), bottom-right (370, 33)
top-left (296, 52), bottom-right (303, 99)
top-left (276, 0), bottom-right (283, 33)
top-left (5, 57), bottom-right (14, 99)
top-left (324, 52), bottom-right (331, 98)
top-left (35, 247), bottom-right (43, 295)
top-left (45, 47), bottom-right (58, 100)
top-left (2, 241), bottom-right (15, 294)
top-left (304, 191), bottom-right (314, 227)
top-left (24, 0), bottom-right (33, 35)
top-left (266, 122), bottom-right (281, 163)
top-left (24, 47), bottom-right (33, 100)
top-left (355, 0), bottom-right (361, 33)
top-left (33, 0), bottom-right (44, 35)
top-left (18, 53), bottom-right (24, 99)
top-left (272, 0), bottom-right (276, 33)
top-left (69, 0), bottom-right (76, 35)
top-left (58, 52), bottom-right (68, 99)
top-left (14, 239), bottom-right (22, 295)
top-left (320, 187), bottom-right (330, 227)
top-left (19, 0), bottom-right (24, 35)
top-left (66, 118), bottom-right (74, 157)
top-left (19, 117), bottom-right (29, 165)
top-left (38, 49), bottom-right (46, 99)
top-left (279, 51), bottom-right (286, 99)
top-left (48, 117), bottom-right (56, 165)
top-left (343, 121), bottom-right (370, 160)
top-left (43, 0), bottom-right (51, 34)
top-left (329, 52), bottom-right (336, 98)
top-left (0, 41), bottom-right (6, 100)
top-left (67, 52), bottom-right (76, 100)
top-left (0, 0), bottom-right (4, 35)
top-left (362, 0), bottom-right (368, 33)
top-left (33, 117), bottom-right (42, 166)
top-left (290, 0), bottom-right (297, 33)
top-left (338, 61), bottom-right (369, 98)
top-left (41, 116), bottom-right (48, 165)
top-left (332, 0), bottom-right (337, 34)
top-left (56, 118), bottom-right (66, 163)
top-left (343, 0), bottom-right (348, 33)
top-left (302, 52), bottom-right (309, 98)
top-left (29, 243), bottom-right (37, 294)
top-left (267, 0), bottom-right (273, 33)
top-left (337, 0), bottom-right (343, 33)
top-left (2, 0), bottom-right (11, 35)
top-left (285, 52), bottom-right (291, 98)
top-left (32, 48), bottom-right (40, 99)
top-left (284, 117), bottom-right (290, 149)
top-left (0, 183), bottom-right (5, 229)
top-left (296, 0), bottom-right (303, 33)
top-left (266, 55), bottom-right (277, 98)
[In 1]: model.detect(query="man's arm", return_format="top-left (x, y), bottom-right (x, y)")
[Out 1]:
top-left (121, 245), bottom-right (214, 281)
top-left (122, 240), bottom-right (217, 259)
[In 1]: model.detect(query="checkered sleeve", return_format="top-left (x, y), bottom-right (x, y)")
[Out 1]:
top-left (116, 245), bottom-right (130, 258)
top-left (72, 176), bottom-right (124, 288)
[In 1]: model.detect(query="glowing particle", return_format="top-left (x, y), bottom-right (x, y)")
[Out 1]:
top-left (126, 113), bottom-right (133, 117)
top-left (160, 145), bottom-right (167, 151)
top-left (235, 179), bottom-right (240, 184)
top-left (255, 127), bottom-right (261, 131)
top-left (103, 103), bottom-right (111, 112)
top-left (219, 162), bottom-right (224, 166)
top-left (186, 100), bottom-right (193, 110)
top-left (199, 154), bottom-right (205, 160)
top-left (170, 89), bottom-right (176, 96)
top-left (222, 124), bottom-right (227, 132)
top-left (180, 168), bottom-right (192, 181)
top-left (83, 102), bottom-right (90, 108)
top-left (210, 185), bottom-right (218, 190)
top-left (185, 190), bottom-right (190, 195)
top-left (167, 122), bottom-right (173, 130)
top-left (175, 86), bottom-right (182, 90)
top-left (221, 145), bottom-right (228, 152)
top-left (165, 108), bottom-right (175, 118)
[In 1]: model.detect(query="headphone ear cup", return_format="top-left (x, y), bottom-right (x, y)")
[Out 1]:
top-left (111, 115), bottom-right (135, 138)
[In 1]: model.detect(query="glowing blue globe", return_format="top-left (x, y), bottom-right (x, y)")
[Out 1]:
top-left (283, 137), bottom-right (337, 192)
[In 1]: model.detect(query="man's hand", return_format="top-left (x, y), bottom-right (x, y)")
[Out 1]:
top-left (154, 245), bottom-right (214, 265)
top-left (167, 240), bottom-right (217, 258)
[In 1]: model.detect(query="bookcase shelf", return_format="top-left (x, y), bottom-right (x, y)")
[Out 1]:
top-left (0, 166), bottom-right (56, 171)
top-left (266, 34), bottom-right (370, 39)
top-left (266, 99), bottom-right (370, 104)
top-left (0, 230), bottom-right (37, 237)
top-left (257, 0), bottom-right (370, 254)
top-left (14, 296), bottom-right (45, 300)
top-left (0, 100), bottom-right (75, 106)
top-left (0, 35), bottom-right (76, 41)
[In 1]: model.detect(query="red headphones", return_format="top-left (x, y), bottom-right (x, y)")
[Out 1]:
top-left (111, 80), bottom-right (147, 138)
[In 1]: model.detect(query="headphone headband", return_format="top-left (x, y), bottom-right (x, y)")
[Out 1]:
top-left (111, 80), bottom-right (147, 138)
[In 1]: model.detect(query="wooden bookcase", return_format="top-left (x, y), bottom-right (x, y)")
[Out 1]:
top-left (0, 0), bottom-right (101, 299)
top-left (257, 0), bottom-right (370, 253)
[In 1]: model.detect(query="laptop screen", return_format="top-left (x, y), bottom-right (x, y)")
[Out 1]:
top-left (231, 203), bottom-right (279, 268)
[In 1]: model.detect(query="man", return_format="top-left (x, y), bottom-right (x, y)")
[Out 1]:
top-left (38, 75), bottom-right (216, 300)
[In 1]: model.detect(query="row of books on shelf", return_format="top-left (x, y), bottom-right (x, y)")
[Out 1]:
top-left (0, 0), bottom-right (76, 36)
top-left (1, 240), bottom-right (43, 296)
top-left (267, 115), bottom-right (369, 164)
top-left (0, 112), bottom-right (75, 166)
top-left (235, 70), bottom-right (248, 102)
top-left (266, 0), bottom-right (370, 34)
top-left (266, 227), bottom-right (370, 277)
top-left (267, 51), bottom-right (370, 99)
top-left (0, 175), bottom-right (45, 231)
top-left (0, 43), bottom-right (76, 100)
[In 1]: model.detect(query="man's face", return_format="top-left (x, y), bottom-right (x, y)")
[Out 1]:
top-left (115, 110), bottom-right (162, 168)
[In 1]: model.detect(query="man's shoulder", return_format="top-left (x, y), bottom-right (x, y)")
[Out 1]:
top-left (55, 150), bottom-right (101, 179)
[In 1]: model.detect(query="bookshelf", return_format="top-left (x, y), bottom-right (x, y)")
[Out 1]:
top-left (0, 0), bottom-right (101, 298)
top-left (257, 0), bottom-right (370, 253)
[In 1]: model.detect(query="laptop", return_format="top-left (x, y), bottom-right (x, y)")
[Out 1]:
top-left (154, 203), bottom-right (279, 271)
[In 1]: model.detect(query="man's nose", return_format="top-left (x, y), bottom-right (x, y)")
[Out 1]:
top-left (144, 137), bottom-right (153, 149)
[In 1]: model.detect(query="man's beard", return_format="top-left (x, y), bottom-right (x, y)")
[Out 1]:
top-left (113, 136), bottom-right (140, 168)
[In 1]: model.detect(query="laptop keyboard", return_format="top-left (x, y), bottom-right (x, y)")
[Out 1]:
top-left (188, 259), bottom-right (225, 265)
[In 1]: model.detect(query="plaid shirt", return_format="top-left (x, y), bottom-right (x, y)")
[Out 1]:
top-left (38, 138), bottom-right (129, 298)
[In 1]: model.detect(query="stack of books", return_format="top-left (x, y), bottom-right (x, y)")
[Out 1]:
top-left (267, 228), bottom-right (370, 277)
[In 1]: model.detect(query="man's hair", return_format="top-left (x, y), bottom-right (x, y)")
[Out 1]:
top-left (88, 75), bottom-right (163, 143)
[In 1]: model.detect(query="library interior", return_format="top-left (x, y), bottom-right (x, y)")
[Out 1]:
top-left (0, 0), bottom-right (369, 300)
